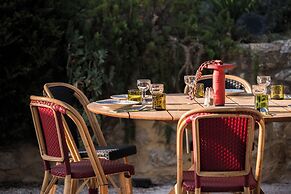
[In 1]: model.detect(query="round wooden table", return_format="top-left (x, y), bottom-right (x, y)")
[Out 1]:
top-left (87, 93), bottom-right (291, 123)
top-left (87, 93), bottom-right (291, 194)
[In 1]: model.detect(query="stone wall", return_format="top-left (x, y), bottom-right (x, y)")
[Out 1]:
top-left (1, 39), bottom-right (291, 185)
top-left (0, 143), bottom-right (42, 184)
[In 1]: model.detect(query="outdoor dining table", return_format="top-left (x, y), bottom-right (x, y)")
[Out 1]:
top-left (87, 93), bottom-right (291, 123)
top-left (87, 93), bottom-right (291, 194)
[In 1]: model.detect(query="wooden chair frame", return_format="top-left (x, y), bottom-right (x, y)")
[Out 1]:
top-left (43, 82), bottom-right (106, 146)
top-left (184, 74), bottom-right (252, 94)
top-left (175, 107), bottom-right (265, 194)
top-left (193, 114), bottom-right (255, 178)
top-left (43, 82), bottom-right (134, 193)
top-left (30, 96), bottom-right (133, 194)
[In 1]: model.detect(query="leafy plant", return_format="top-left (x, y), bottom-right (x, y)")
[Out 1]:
top-left (66, 29), bottom-right (107, 100)
top-left (0, 0), bottom-right (68, 145)
top-left (1, 0), bottom-right (290, 145)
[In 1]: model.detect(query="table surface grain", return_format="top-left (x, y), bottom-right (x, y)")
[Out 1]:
top-left (87, 93), bottom-right (291, 123)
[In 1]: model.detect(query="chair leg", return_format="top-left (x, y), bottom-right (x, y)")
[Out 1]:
top-left (175, 183), bottom-right (181, 194)
top-left (48, 184), bottom-right (57, 194)
top-left (63, 175), bottom-right (71, 194)
top-left (99, 185), bottom-right (109, 194)
top-left (244, 186), bottom-right (250, 194)
top-left (124, 177), bottom-right (133, 194)
top-left (194, 188), bottom-right (201, 194)
top-left (70, 179), bottom-right (78, 193)
top-left (119, 173), bottom-right (133, 194)
top-left (40, 171), bottom-right (50, 194)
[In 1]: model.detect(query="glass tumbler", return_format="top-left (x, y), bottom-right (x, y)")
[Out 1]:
top-left (252, 85), bottom-right (269, 114)
top-left (151, 84), bottom-right (166, 110)
top-left (270, 85), bottom-right (284, 100)
top-left (195, 83), bottom-right (204, 98)
top-left (128, 89), bottom-right (142, 102)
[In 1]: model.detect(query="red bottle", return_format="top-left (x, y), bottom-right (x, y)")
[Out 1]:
top-left (206, 60), bottom-right (234, 106)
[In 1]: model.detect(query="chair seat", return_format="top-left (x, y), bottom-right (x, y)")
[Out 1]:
top-left (51, 159), bottom-right (134, 178)
top-left (182, 170), bottom-right (257, 192)
top-left (78, 144), bottom-right (137, 160)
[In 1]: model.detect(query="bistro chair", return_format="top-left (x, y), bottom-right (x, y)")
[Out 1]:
top-left (30, 96), bottom-right (135, 194)
top-left (175, 107), bottom-right (265, 194)
top-left (43, 82), bottom-right (137, 161)
top-left (184, 74), bottom-right (252, 94)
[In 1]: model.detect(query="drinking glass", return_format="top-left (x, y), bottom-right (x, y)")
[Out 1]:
top-left (184, 75), bottom-right (196, 87)
top-left (150, 84), bottom-right (166, 110)
top-left (270, 85), bottom-right (284, 100)
top-left (252, 85), bottom-right (269, 114)
top-left (128, 89), bottom-right (142, 102)
top-left (195, 83), bottom-right (204, 98)
top-left (150, 84), bottom-right (164, 95)
top-left (257, 76), bottom-right (271, 94)
top-left (137, 79), bottom-right (151, 104)
top-left (184, 75), bottom-right (196, 98)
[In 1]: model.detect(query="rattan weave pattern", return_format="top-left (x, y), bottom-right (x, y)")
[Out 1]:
top-left (38, 107), bottom-right (62, 158)
top-left (226, 79), bottom-right (244, 89)
top-left (197, 117), bottom-right (249, 171)
top-left (51, 159), bottom-right (134, 178)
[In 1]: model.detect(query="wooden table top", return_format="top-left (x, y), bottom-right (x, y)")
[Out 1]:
top-left (87, 93), bottom-right (291, 123)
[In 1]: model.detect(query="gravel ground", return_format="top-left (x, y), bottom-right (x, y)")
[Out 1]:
top-left (0, 183), bottom-right (291, 194)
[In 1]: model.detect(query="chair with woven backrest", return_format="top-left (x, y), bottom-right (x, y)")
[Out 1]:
top-left (184, 74), bottom-right (253, 155)
top-left (184, 74), bottom-right (252, 94)
top-left (175, 107), bottom-right (265, 194)
top-left (43, 82), bottom-right (137, 161)
top-left (30, 96), bottom-right (135, 194)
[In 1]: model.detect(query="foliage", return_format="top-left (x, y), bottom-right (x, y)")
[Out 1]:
top-left (66, 29), bottom-right (107, 100)
top-left (1, 0), bottom-right (290, 144)
top-left (256, 0), bottom-right (291, 34)
top-left (0, 0), bottom-right (69, 145)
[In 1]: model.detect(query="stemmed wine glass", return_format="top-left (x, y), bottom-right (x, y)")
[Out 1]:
top-left (137, 79), bottom-right (151, 104)
top-left (257, 76), bottom-right (271, 94)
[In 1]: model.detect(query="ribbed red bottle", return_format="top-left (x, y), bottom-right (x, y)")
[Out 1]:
top-left (213, 67), bottom-right (225, 106)
top-left (206, 61), bottom-right (234, 106)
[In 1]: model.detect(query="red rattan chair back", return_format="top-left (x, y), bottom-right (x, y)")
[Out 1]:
top-left (175, 107), bottom-right (265, 194)
top-left (193, 114), bottom-right (254, 175)
top-left (43, 82), bottom-right (137, 162)
top-left (30, 98), bottom-right (70, 169)
top-left (30, 96), bottom-right (135, 194)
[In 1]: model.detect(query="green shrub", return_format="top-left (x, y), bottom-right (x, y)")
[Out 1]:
top-left (0, 0), bottom-right (69, 145)
top-left (1, 0), bottom-right (290, 144)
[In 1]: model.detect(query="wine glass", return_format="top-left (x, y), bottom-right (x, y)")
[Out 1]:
top-left (137, 79), bottom-right (151, 104)
top-left (184, 75), bottom-right (196, 98)
top-left (257, 76), bottom-right (271, 94)
top-left (184, 75), bottom-right (196, 86)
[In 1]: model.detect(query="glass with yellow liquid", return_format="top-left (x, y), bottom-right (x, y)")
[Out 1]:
top-left (195, 83), bottom-right (204, 98)
top-left (271, 85), bottom-right (284, 100)
top-left (252, 85), bottom-right (269, 114)
top-left (128, 89), bottom-right (142, 102)
top-left (152, 93), bottom-right (166, 110)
